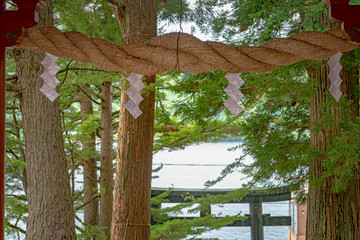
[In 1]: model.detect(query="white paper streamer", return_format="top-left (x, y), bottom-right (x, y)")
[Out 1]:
top-left (224, 73), bottom-right (244, 116)
top-left (40, 53), bottom-right (60, 102)
top-left (327, 52), bottom-right (343, 102)
top-left (125, 73), bottom-right (145, 119)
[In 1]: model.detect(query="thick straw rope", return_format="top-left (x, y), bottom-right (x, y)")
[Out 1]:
top-left (18, 26), bottom-right (358, 75)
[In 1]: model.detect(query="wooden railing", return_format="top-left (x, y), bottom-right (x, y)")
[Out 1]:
top-left (151, 186), bottom-right (291, 240)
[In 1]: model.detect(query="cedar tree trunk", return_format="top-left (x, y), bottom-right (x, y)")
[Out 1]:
top-left (306, 54), bottom-right (360, 239)
top-left (11, 2), bottom-right (76, 239)
top-left (79, 83), bottom-right (99, 230)
top-left (99, 81), bottom-right (113, 239)
top-left (110, 0), bottom-right (157, 239)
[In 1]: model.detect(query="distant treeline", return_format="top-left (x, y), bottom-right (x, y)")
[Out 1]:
top-left (218, 137), bottom-right (243, 143)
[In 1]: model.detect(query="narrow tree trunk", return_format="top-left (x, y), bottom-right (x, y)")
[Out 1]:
top-left (99, 81), bottom-right (113, 239)
top-left (306, 56), bottom-right (360, 239)
top-left (110, 1), bottom-right (157, 239)
top-left (11, 2), bottom-right (76, 239)
top-left (79, 84), bottom-right (99, 230)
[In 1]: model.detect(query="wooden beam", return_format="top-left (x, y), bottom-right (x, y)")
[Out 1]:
top-left (262, 215), bottom-right (292, 226)
top-left (230, 215), bottom-right (291, 227)
top-left (151, 186), bottom-right (291, 203)
top-left (157, 216), bottom-right (291, 227)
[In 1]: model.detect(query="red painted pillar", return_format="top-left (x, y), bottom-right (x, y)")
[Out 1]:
top-left (0, 44), bottom-right (5, 240)
top-left (0, 2), bottom-right (5, 237)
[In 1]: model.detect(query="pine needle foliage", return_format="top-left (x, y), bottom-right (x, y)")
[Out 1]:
top-left (204, 63), bottom-right (314, 191)
top-left (151, 188), bottom-right (249, 239)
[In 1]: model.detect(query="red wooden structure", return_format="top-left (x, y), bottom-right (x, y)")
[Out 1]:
top-left (323, 0), bottom-right (360, 42)
top-left (0, 1), bottom-right (44, 238)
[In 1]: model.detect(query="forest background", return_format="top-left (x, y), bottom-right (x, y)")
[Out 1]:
top-left (4, 0), bottom-right (360, 239)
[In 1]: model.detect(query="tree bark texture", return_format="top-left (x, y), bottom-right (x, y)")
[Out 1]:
top-left (99, 81), bottom-right (113, 239)
top-left (79, 84), bottom-right (99, 229)
top-left (306, 56), bottom-right (360, 239)
top-left (111, 1), bottom-right (157, 239)
top-left (12, 2), bottom-right (76, 239)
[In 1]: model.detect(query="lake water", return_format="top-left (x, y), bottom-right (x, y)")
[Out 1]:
top-left (152, 142), bottom-right (289, 240)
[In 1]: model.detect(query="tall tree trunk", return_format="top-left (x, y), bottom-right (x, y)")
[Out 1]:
top-left (306, 55), bottom-right (360, 239)
top-left (110, 1), bottom-right (157, 239)
top-left (79, 84), bottom-right (99, 230)
top-left (99, 81), bottom-right (113, 239)
top-left (11, 2), bottom-right (76, 239)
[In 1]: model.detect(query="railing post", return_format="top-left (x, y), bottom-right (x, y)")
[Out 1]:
top-left (250, 196), bottom-right (263, 240)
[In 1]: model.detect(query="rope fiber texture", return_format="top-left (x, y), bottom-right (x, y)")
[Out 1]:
top-left (18, 26), bottom-right (358, 75)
